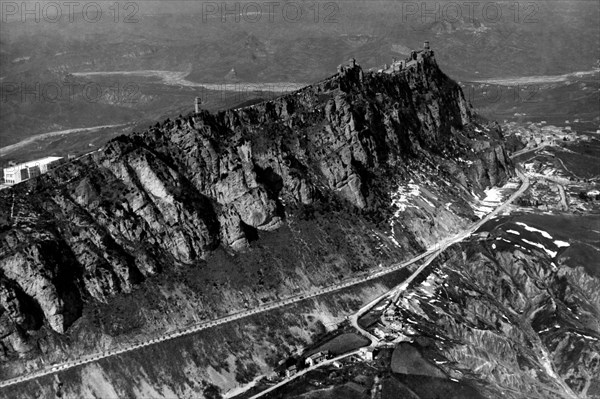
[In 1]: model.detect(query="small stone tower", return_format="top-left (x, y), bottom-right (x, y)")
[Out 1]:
top-left (195, 97), bottom-right (202, 113)
top-left (349, 58), bottom-right (356, 68)
top-left (337, 64), bottom-right (343, 73)
top-left (424, 41), bottom-right (430, 50)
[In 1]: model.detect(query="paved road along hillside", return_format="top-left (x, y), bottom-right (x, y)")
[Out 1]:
top-left (0, 175), bottom-right (529, 390)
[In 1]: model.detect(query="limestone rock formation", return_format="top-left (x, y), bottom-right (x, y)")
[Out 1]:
top-left (0, 53), bottom-right (511, 342)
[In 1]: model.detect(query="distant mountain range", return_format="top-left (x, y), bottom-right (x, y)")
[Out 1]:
top-left (1, 0), bottom-right (598, 155)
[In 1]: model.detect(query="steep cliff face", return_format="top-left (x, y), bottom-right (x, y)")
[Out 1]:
top-left (0, 53), bottom-right (512, 364)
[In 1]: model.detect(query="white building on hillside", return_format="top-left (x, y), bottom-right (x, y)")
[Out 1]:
top-left (359, 347), bottom-right (374, 361)
top-left (3, 156), bottom-right (63, 185)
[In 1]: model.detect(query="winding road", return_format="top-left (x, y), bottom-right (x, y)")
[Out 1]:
top-left (350, 172), bottom-right (530, 342)
top-left (241, 173), bottom-right (530, 398)
top-left (0, 175), bottom-right (529, 391)
top-left (509, 144), bottom-right (548, 160)
top-left (0, 124), bottom-right (131, 157)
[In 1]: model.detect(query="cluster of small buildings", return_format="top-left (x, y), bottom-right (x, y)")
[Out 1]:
top-left (282, 347), bottom-right (376, 378)
top-left (282, 350), bottom-right (331, 378)
top-left (378, 41), bottom-right (433, 74)
top-left (338, 41), bottom-right (433, 77)
top-left (504, 121), bottom-right (587, 148)
top-left (1, 156), bottom-right (63, 188)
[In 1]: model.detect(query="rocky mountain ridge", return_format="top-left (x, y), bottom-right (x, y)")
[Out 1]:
top-left (0, 52), bottom-right (512, 371)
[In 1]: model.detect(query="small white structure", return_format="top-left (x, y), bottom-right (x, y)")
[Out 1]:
top-left (373, 328), bottom-right (386, 340)
top-left (305, 351), bottom-right (328, 367)
top-left (3, 156), bottom-right (62, 185)
top-left (359, 347), bottom-right (374, 361)
top-left (285, 365), bottom-right (297, 378)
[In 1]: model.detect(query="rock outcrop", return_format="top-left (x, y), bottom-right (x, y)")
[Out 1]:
top-left (388, 224), bottom-right (600, 399)
top-left (0, 53), bottom-right (511, 351)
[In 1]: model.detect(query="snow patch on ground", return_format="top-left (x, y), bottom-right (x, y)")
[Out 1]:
top-left (483, 187), bottom-right (503, 203)
top-left (515, 222), bottom-right (553, 239)
top-left (573, 332), bottom-right (599, 341)
top-left (554, 240), bottom-right (570, 248)
top-left (391, 182), bottom-right (420, 213)
top-left (472, 205), bottom-right (493, 218)
top-left (388, 181), bottom-right (421, 245)
top-left (521, 238), bottom-right (557, 258)
top-left (421, 197), bottom-right (435, 208)
top-left (472, 186), bottom-right (504, 218)
top-left (507, 230), bottom-right (520, 235)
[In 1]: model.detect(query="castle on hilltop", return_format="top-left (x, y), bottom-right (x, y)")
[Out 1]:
top-left (383, 41), bottom-right (434, 74)
top-left (338, 41), bottom-right (434, 76)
